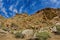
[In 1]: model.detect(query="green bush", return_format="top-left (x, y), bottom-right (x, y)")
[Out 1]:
top-left (56, 25), bottom-right (60, 34)
top-left (36, 32), bottom-right (50, 40)
top-left (2, 28), bottom-right (9, 31)
top-left (2, 27), bottom-right (10, 32)
top-left (56, 25), bottom-right (60, 31)
top-left (15, 32), bottom-right (24, 38)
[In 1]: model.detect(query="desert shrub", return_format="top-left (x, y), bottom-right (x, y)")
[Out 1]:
top-left (55, 25), bottom-right (60, 34)
top-left (15, 32), bottom-right (24, 38)
top-left (2, 27), bottom-right (10, 32)
top-left (56, 25), bottom-right (60, 31)
top-left (36, 32), bottom-right (50, 40)
top-left (2, 28), bottom-right (9, 31)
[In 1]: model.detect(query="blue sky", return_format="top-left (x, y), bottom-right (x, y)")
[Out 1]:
top-left (0, 0), bottom-right (60, 18)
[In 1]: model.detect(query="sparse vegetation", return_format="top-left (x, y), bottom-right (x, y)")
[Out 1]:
top-left (2, 28), bottom-right (9, 31)
top-left (56, 25), bottom-right (60, 31)
top-left (14, 31), bottom-right (24, 38)
top-left (55, 25), bottom-right (60, 34)
top-left (36, 32), bottom-right (50, 40)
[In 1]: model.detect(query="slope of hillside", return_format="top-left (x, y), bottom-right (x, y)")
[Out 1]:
top-left (0, 8), bottom-right (60, 40)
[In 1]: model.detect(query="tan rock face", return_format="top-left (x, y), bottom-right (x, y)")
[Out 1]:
top-left (22, 29), bottom-right (34, 38)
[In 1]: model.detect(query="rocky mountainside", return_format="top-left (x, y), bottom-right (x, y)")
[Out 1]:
top-left (0, 8), bottom-right (60, 40)
top-left (0, 8), bottom-right (60, 29)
